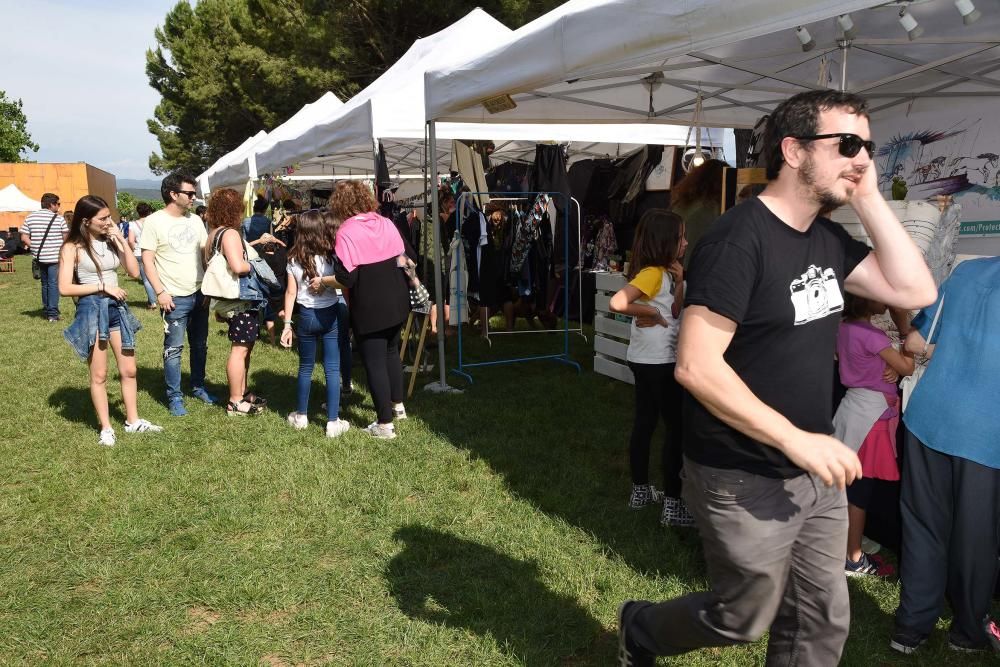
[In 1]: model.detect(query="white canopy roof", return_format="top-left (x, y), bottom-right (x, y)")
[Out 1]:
top-left (424, 0), bottom-right (959, 127)
top-left (0, 184), bottom-right (41, 212)
top-left (200, 91), bottom-right (344, 192)
top-left (253, 8), bottom-right (726, 182)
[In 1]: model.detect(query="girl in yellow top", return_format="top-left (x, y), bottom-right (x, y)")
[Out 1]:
top-left (609, 209), bottom-right (692, 527)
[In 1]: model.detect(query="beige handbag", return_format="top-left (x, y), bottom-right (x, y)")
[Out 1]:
top-left (201, 229), bottom-right (240, 299)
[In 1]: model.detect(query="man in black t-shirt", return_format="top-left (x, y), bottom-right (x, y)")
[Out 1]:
top-left (617, 91), bottom-right (937, 666)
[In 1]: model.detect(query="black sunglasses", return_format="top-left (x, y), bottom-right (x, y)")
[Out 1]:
top-left (174, 190), bottom-right (198, 198)
top-left (792, 133), bottom-right (876, 159)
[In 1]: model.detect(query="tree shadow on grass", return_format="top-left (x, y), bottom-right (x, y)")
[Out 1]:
top-left (134, 365), bottom-right (225, 411)
top-left (49, 386), bottom-right (123, 427)
top-left (387, 525), bottom-right (612, 665)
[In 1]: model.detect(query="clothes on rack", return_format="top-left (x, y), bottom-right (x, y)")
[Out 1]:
top-left (448, 236), bottom-right (469, 325)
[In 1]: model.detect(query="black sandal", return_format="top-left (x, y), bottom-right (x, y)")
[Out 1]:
top-left (226, 400), bottom-right (262, 416)
top-left (243, 392), bottom-right (267, 407)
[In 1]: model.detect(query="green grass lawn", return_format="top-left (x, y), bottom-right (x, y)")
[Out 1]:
top-left (0, 254), bottom-right (994, 665)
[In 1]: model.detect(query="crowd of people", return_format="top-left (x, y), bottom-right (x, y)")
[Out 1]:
top-left (16, 88), bottom-right (1000, 665)
top-left (20, 173), bottom-right (414, 445)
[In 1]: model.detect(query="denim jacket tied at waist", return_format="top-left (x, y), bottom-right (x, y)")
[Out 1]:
top-left (63, 294), bottom-right (143, 361)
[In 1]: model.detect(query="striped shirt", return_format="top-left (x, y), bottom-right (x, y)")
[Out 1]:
top-left (20, 210), bottom-right (68, 263)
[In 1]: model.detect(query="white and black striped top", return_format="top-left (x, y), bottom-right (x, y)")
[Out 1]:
top-left (21, 210), bottom-right (68, 263)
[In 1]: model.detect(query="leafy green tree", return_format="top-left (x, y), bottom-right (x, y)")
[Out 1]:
top-left (116, 191), bottom-right (164, 219)
top-left (0, 90), bottom-right (39, 163)
top-left (146, 0), bottom-right (561, 175)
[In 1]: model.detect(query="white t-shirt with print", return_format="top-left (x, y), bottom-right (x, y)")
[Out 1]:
top-left (139, 209), bottom-right (207, 297)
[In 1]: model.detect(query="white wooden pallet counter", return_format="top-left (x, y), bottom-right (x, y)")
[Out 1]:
top-left (592, 271), bottom-right (634, 384)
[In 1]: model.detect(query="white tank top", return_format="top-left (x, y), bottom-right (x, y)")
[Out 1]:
top-left (76, 240), bottom-right (120, 287)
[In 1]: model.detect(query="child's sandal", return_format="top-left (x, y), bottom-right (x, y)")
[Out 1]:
top-left (226, 400), bottom-right (262, 416)
top-left (243, 391), bottom-right (267, 407)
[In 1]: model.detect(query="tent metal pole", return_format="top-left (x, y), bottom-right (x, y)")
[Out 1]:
top-left (839, 39), bottom-right (851, 92)
top-left (428, 121), bottom-right (448, 388)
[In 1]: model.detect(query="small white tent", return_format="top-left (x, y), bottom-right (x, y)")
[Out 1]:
top-left (0, 184), bottom-right (41, 212)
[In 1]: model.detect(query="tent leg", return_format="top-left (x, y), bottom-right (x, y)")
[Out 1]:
top-left (426, 120), bottom-right (456, 394)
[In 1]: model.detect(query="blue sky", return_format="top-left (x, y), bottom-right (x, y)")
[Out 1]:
top-left (1, 0), bottom-right (184, 180)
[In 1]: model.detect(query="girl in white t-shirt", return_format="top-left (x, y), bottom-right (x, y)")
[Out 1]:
top-left (280, 210), bottom-right (350, 438)
top-left (609, 209), bottom-right (692, 527)
top-left (126, 203), bottom-right (158, 308)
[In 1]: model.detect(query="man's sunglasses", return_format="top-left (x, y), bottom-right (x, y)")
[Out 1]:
top-left (174, 190), bottom-right (198, 198)
top-left (792, 133), bottom-right (876, 159)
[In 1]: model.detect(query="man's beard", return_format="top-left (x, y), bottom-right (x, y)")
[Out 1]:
top-left (799, 153), bottom-right (849, 211)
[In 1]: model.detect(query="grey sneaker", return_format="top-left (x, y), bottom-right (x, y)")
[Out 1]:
top-left (628, 484), bottom-right (664, 509)
top-left (393, 403), bottom-right (407, 420)
top-left (365, 422), bottom-right (396, 440)
top-left (889, 627), bottom-right (928, 655)
top-left (660, 496), bottom-right (696, 527)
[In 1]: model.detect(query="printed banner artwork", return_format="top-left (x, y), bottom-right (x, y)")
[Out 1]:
top-left (872, 108), bottom-right (1000, 236)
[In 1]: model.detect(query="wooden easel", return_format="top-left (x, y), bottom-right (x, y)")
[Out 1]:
top-left (399, 308), bottom-right (431, 398)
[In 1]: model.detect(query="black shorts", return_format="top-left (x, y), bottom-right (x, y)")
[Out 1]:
top-left (846, 476), bottom-right (876, 510)
top-left (227, 310), bottom-right (259, 344)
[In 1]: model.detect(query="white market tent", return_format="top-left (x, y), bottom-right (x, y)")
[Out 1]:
top-left (199, 92), bottom-right (344, 193)
top-left (0, 184), bottom-right (41, 212)
top-left (420, 0), bottom-right (1000, 387)
top-left (252, 8), bottom-right (727, 184)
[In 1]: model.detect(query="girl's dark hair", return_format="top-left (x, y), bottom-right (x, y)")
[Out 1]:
top-left (627, 209), bottom-right (684, 280)
top-left (670, 158), bottom-right (726, 210)
top-left (65, 194), bottom-right (112, 276)
top-left (135, 202), bottom-right (153, 218)
top-left (843, 293), bottom-right (882, 321)
top-left (288, 209), bottom-right (333, 284)
top-left (205, 188), bottom-right (243, 230)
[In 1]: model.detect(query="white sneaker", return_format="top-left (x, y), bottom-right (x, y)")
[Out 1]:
top-left (365, 421), bottom-right (396, 439)
top-left (393, 403), bottom-right (407, 420)
top-left (325, 419), bottom-right (350, 438)
top-left (98, 428), bottom-right (116, 447)
top-left (287, 412), bottom-right (309, 430)
top-left (124, 419), bottom-right (163, 434)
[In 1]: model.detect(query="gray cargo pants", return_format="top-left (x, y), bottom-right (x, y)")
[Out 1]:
top-left (622, 457), bottom-right (850, 666)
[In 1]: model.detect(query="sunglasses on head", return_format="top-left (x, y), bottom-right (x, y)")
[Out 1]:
top-left (792, 133), bottom-right (876, 159)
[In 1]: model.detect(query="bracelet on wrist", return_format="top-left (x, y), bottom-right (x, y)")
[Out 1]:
top-left (156, 289), bottom-right (166, 296)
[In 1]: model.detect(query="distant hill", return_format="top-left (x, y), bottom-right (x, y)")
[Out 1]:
top-left (117, 178), bottom-right (160, 190)
top-left (120, 188), bottom-right (162, 201)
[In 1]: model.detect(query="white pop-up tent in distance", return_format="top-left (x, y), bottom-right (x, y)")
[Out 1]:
top-left (199, 91), bottom-right (344, 194)
top-left (0, 184), bottom-right (41, 212)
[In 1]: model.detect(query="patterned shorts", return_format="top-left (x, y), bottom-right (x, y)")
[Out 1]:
top-left (227, 310), bottom-right (259, 344)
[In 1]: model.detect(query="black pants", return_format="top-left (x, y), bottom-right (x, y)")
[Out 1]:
top-left (627, 362), bottom-right (684, 497)
top-left (358, 324), bottom-right (404, 425)
top-left (896, 428), bottom-right (1000, 647)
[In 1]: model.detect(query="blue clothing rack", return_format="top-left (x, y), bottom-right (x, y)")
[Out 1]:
top-left (451, 190), bottom-right (582, 384)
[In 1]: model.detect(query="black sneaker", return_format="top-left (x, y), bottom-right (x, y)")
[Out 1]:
top-left (617, 601), bottom-right (654, 667)
top-left (889, 627), bottom-right (928, 655)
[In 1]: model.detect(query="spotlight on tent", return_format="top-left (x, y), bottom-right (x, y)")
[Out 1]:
top-left (898, 9), bottom-right (924, 40)
top-left (954, 0), bottom-right (981, 25)
top-left (795, 26), bottom-right (816, 52)
top-left (837, 14), bottom-right (857, 40)
top-left (682, 148), bottom-right (713, 173)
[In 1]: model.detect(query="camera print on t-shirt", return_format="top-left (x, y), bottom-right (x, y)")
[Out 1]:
top-left (789, 264), bottom-right (844, 325)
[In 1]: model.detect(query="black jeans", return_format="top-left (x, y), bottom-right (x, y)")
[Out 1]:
top-left (358, 324), bottom-right (404, 424)
top-left (896, 428), bottom-right (1000, 647)
top-left (627, 362), bottom-right (683, 497)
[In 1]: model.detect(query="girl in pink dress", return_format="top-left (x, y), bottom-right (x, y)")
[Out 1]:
top-left (835, 294), bottom-right (913, 576)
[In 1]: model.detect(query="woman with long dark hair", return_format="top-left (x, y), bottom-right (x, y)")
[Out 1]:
top-left (59, 195), bottom-right (162, 446)
top-left (670, 158), bottom-right (726, 264)
top-left (280, 209), bottom-right (350, 437)
top-left (204, 188), bottom-right (264, 416)
top-left (319, 181), bottom-right (409, 439)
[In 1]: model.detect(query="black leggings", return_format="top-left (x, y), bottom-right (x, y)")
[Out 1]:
top-left (628, 362), bottom-right (684, 497)
top-left (358, 324), bottom-right (405, 424)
